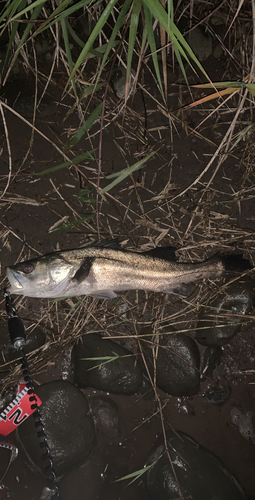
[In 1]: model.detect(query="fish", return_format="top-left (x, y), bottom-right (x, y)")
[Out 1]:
top-left (5, 240), bottom-right (252, 300)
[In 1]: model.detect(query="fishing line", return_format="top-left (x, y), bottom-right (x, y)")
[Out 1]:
top-left (3, 289), bottom-right (60, 500)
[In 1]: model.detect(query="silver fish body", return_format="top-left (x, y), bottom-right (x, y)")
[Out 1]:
top-left (5, 242), bottom-right (249, 299)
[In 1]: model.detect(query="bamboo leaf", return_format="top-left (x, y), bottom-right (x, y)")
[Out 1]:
top-left (8, 2), bottom-right (45, 72)
top-left (143, 5), bottom-right (163, 95)
top-left (246, 83), bottom-right (255, 96)
top-left (93, 0), bottom-right (133, 86)
top-left (61, 16), bottom-right (77, 97)
top-left (143, 0), bottom-right (209, 81)
top-left (2, 0), bottom-right (27, 73)
top-left (64, 103), bottom-right (103, 152)
top-left (32, 150), bottom-right (97, 176)
top-left (114, 460), bottom-right (160, 486)
top-left (126, 0), bottom-right (142, 94)
top-left (8, 0), bottom-right (47, 21)
top-left (66, 0), bottom-right (119, 87)
top-left (34, 0), bottom-right (92, 36)
top-left (66, 21), bottom-right (119, 58)
top-left (100, 150), bottom-right (157, 195)
top-left (192, 81), bottom-right (246, 89)
top-left (78, 189), bottom-right (96, 203)
top-left (81, 84), bottom-right (105, 95)
top-left (83, 352), bottom-right (133, 371)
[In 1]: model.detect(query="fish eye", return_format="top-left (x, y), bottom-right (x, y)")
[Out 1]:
top-left (22, 263), bottom-right (34, 274)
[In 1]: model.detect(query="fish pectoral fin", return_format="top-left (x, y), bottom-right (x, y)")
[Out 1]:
top-left (72, 257), bottom-right (95, 283)
top-left (89, 290), bottom-right (117, 300)
top-left (167, 284), bottom-right (190, 297)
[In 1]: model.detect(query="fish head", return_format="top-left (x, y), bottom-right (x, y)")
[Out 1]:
top-left (6, 254), bottom-right (75, 298)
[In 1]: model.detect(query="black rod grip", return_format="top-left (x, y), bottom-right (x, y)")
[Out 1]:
top-left (8, 316), bottom-right (26, 345)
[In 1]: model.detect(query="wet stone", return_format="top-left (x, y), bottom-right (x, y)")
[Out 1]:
top-left (204, 384), bottom-right (231, 406)
top-left (202, 346), bottom-right (222, 379)
top-left (231, 408), bottom-right (255, 443)
top-left (146, 428), bottom-right (247, 500)
top-left (196, 277), bottom-right (255, 347)
top-left (13, 92), bottom-right (56, 118)
top-left (90, 395), bottom-right (119, 439)
top-left (141, 331), bottom-right (200, 397)
top-left (187, 26), bottom-right (213, 61)
top-left (72, 334), bottom-right (143, 395)
top-left (110, 66), bottom-right (136, 99)
top-left (17, 380), bottom-right (96, 478)
top-left (0, 47), bottom-right (20, 80)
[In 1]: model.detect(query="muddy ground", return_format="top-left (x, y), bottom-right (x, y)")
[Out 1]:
top-left (0, 13), bottom-right (255, 500)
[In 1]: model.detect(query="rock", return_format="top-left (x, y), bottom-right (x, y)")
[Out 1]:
top-left (138, 375), bottom-right (155, 400)
top-left (39, 486), bottom-right (59, 500)
top-left (35, 38), bottom-right (55, 56)
top-left (72, 334), bottom-right (143, 395)
top-left (141, 331), bottom-right (200, 397)
top-left (146, 429), bottom-right (247, 500)
top-left (202, 346), bottom-right (222, 379)
top-left (196, 277), bottom-right (255, 347)
top-left (187, 27), bottom-right (213, 61)
top-left (204, 384), bottom-right (231, 406)
top-left (17, 380), bottom-right (96, 478)
top-left (231, 408), bottom-right (255, 443)
top-left (0, 326), bottom-right (46, 371)
top-left (213, 44), bottom-right (224, 59)
top-left (90, 396), bottom-right (119, 439)
top-left (13, 92), bottom-right (56, 118)
top-left (110, 66), bottom-right (136, 99)
top-left (0, 47), bottom-right (20, 80)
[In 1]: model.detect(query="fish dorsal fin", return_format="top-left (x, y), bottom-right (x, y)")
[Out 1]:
top-left (72, 257), bottom-right (94, 283)
top-left (143, 246), bottom-right (177, 261)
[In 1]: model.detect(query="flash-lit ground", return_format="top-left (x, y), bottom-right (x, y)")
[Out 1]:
top-left (0, 3), bottom-right (255, 498)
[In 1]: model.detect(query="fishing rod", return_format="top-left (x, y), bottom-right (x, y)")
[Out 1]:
top-left (3, 289), bottom-right (60, 500)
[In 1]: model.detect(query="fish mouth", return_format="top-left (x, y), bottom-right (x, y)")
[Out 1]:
top-left (6, 267), bottom-right (30, 291)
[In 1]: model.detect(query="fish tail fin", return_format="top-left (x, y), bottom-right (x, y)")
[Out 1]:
top-left (221, 254), bottom-right (253, 273)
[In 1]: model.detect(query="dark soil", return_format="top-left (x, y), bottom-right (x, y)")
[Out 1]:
top-left (0, 13), bottom-right (255, 500)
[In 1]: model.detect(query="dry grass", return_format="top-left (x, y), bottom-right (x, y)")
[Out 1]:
top-left (0, 0), bottom-right (255, 497)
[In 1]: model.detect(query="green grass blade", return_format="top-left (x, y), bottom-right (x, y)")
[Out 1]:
top-left (64, 103), bottom-right (103, 152)
top-left (84, 353), bottom-right (133, 371)
top-left (143, 0), bottom-right (209, 81)
top-left (126, 0), bottom-right (142, 87)
top-left (10, 3), bottom-right (45, 70)
top-left (93, 0), bottom-right (133, 86)
top-left (60, 16), bottom-right (77, 97)
top-left (10, 0), bottom-right (46, 21)
top-left (193, 81), bottom-right (246, 89)
top-left (34, 0), bottom-right (91, 35)
top-left (0, 1), bottom-right (21, 25)
top-left (78, 189), bottom-right (96, 203)
top-left (246, 83), bottom-right (255, 96)
top-left (114, 461), bottom-right (159, 486)
top-left (66, 0), bottom-right (119, 87)
top-left (100, 150), bottom-right (157, 195)
top-left (81, 84), bottom-right (105, 95)
top-left (84, 353), bottom-right (120, 362)
top-left (143, 4), bottom-right (163, 95)
top-left (49, 215), bottom-right (94, 233)
top-left (67, 298), bottom-right (83, 314)
top-left (32, 150), bottom-right (97, 176)
top-left (2, 0), bottom-right (27, 71)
